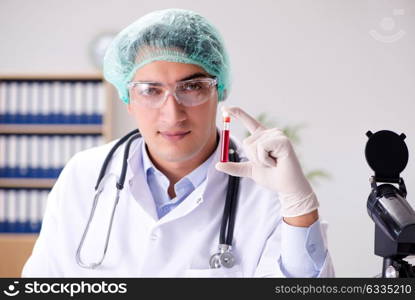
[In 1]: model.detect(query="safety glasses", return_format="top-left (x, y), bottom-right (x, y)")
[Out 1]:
top-left (127, 77), bottom-right (217, 108)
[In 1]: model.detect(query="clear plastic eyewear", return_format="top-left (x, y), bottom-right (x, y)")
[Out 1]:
top-left (127, 77), bottom-right (217, 108)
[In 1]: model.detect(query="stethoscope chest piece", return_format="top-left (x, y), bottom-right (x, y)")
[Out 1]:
top-left (220, 251), bottom-right (235, 268)
top-left (209, 244), bottom-right (235, 269)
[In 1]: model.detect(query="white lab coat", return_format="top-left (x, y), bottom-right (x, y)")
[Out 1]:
top-left (22, 136), bottom-right (335, 277)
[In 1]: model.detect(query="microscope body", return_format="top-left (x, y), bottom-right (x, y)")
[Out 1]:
top-left (366, 130), bottom-right (415, 277)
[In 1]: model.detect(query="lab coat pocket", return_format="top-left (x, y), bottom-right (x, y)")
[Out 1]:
top-left (184, 265), bottom-right (243, 278)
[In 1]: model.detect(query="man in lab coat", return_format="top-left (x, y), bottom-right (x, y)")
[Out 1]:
top-left (22, 8), bottom-right (335, 277)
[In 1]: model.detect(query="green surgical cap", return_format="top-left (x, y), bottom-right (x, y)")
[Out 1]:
top-left (103, 8), bottom-right (231, 104)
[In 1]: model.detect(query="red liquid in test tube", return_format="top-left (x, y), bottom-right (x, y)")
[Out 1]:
top-left (220, 113), bottom-right (231, 162)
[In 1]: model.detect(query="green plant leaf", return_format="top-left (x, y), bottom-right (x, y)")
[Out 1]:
top-left (305, 170), bottom-right (331, 184)
top-left (243, 112), bottom-right (331, 184)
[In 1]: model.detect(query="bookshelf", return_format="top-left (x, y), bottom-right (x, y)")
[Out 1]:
top-left (0, 73), bottom-right (114, 277)
top-left (0, 124), bottom-right (103, 134)
top-left (0, 234), bottom-right (39, 277)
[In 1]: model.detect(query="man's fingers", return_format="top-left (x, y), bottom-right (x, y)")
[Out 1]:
top-left (215, 161), bottom-right (253, 178)
top-left (221, 106), bottom-right (265, 135)
top-left (257, 144), bottom-right (277, 167)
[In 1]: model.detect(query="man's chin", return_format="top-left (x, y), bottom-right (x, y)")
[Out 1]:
top-left (157, 149), bottom-right (199, 163)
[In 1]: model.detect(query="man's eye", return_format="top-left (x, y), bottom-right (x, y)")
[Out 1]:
top-left (140, 86), bottom-right (162, 96)
top-left (180, 82), bottom-right (204, 91)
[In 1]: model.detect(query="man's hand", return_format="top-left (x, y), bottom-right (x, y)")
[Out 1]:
top-left (215, 106), bottom-right (319, 220)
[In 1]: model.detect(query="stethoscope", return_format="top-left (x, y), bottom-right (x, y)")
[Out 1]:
top-left (75, 129), bottom-right (240, 270)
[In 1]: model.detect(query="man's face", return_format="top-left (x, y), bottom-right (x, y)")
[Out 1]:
top-left (127, 61), bottom-right (218, 164)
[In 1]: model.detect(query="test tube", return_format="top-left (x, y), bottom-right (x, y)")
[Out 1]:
top-left (220, 111), bottom-right (231, 162)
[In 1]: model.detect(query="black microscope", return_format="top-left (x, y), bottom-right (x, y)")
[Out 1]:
top-left (365, 130), bottom-right (415, 278)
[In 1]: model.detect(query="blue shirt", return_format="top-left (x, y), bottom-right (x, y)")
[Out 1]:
top-left (141, 141), bottom-right (214, 219)
top-left (141, 140), bottom-right (327, 277)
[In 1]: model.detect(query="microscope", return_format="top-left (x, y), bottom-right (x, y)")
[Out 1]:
top-left (365, 130), bottom-right (415, 278)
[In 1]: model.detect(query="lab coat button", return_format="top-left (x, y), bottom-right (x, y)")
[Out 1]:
top-left (150, 229), bottom-right (161, 240)
top-left (196, 197), bottom-right (203, 204)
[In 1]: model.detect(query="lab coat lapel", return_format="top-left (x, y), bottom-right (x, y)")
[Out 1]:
top-left (105, 138), bottom-right (159, 222)
top-left (128, 168), bottom-right (159, 222)
top-left (156, 180), bottom-right (208, 226)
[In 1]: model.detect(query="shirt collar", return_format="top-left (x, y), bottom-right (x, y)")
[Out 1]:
top-left (140, 134), bottom-right (218, 189)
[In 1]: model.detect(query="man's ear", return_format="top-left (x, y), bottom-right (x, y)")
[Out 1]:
top-left (126, 103), bottom-right (133, 114)
top-left (222, 89), bottom-right (228, 101)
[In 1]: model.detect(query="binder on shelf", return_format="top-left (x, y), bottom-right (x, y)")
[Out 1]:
top-left (26, 82), bottom-right (34, 124)
top-left (28, 135), bottom-right (39, 178)
top-left (0, 82), bottom-right (6, 123)
top-left (49, 81), bottom-right (58, 124)
top-left (96, 82), bottom-right (105, 124)
top-left (0, 136), bottom-right (5, 177)
top-left (18, 135), bottom-right (29, 177)
top-left (8, 135), bottom-right (17, 178)
top-left (5, 190), bottom-right (17, 232)
top-left (63, 81), bottom-right (71, 124)
top-left (19, 82), bottom-right (28, 124)
top-left (8, 81), bottom-right (18, 124)
top-left (16, 190), bottom-right (25, 232)
top-left (86, 82), bottom-right (95, 124)
top-left (73, 81), bottom-right (82, 124)
top-left (0, 190), bottom-right (5, 232)
top-left (28, 190), bottom-right (41, 233)
top-left (30, 81), bottom-right (40, 124)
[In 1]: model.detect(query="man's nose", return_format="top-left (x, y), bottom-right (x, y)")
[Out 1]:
top-left (159, 93), bottom-right (187, 125)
